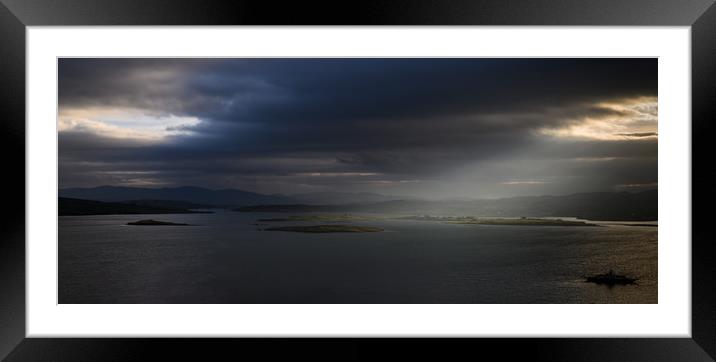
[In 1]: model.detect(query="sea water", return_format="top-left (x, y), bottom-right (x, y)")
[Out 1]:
top-left (59, 210), bottom-right (657, 303)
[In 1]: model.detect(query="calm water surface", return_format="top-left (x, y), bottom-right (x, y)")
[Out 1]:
top-left (59, 211), bottom-right (657, 303)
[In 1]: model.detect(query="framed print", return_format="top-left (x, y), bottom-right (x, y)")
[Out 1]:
top-left (1, 0), bottom-right (715, 360)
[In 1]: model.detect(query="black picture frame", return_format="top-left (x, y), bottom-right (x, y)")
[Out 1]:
top-left (1, 0), bottom-right (714, 360)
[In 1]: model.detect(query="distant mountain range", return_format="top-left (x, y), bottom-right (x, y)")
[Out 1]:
top-left (58, 197), bottom-right (210, 216)
top-left (58, 186), bottom-right (407, 207)
top-left (59, 186), bottom-right (294, 207)
top-left (59, 186), bottom-right (657, 220)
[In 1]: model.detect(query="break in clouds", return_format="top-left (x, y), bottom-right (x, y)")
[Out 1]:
top-left (58, 58), bottom-right (657, 199)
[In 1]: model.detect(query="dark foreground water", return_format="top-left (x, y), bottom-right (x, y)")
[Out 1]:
top-left (59, 211), bottom-right (657, 303)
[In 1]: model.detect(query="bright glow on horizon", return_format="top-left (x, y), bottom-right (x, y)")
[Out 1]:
top-left (541, 96), bottom-right (657, 141)
top-left (59, 106), bottom-right (201, 141)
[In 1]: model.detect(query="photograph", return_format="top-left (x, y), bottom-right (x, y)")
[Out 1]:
top-left (3, 0), bottom-right (714, 359)
top-left (57, 58), bottom-right (658, 304)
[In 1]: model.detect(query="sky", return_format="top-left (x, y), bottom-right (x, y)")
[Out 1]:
top-left (58, 58), bottom-right (657, 199)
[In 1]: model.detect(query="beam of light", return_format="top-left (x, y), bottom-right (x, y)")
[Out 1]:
top-left (292, 172), bottom-right (381, 177)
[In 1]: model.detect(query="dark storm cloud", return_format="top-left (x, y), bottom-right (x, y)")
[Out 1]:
top-left (58, 58), bottom-right (657, 196)
top-left (59, 58), bottom-right (656, 126)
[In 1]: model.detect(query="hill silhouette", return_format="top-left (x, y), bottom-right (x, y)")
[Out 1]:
top-left (59, 185), bottom-right (294, 207)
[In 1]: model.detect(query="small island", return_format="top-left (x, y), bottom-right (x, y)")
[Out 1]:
top-left (585, 270), bottom-right (638, 286)
top-left (127, 219), bottom-right (189, 226)
top-left (400, 215), bottom-right (598, 227)
top-left (264, 225), bottom-right (383, 233)
top-left (448, 218), bottom-right (599, 227)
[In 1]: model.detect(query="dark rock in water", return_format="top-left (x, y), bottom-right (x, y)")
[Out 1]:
top-left (127, 219), bottom-right (189, 226)
top-left (585, 270), bottom-right (637, 285)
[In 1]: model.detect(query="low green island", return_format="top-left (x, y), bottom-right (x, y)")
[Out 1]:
top-left (127, 219), bottom-right (189, 226)
top-left (256, 214), bottom-right (599, 227)
top-left (400, 215), bottom-right (598, 227)
top-left (264, 225), bottom-right (384, 233)
top-left (448, 218), bottom-right (598, 227)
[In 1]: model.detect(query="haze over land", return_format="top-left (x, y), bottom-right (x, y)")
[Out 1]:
top-left (59, 59), bottom-right (657, 200)
top-left (59, 186), bottom-right (657, 220)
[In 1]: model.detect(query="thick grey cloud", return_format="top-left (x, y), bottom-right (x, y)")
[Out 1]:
top-left (58, 58), bottom-right (657, 198)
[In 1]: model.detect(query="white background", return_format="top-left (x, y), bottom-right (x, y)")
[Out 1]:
top-left (27, 27), bottom-right (691, 337)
